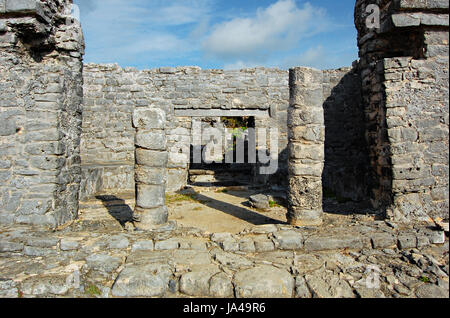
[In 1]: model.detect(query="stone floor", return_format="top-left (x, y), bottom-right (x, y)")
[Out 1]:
top-left (0, 187), bottom-right (448, 298)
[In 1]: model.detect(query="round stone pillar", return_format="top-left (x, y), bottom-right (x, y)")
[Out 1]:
top-left (287, 67), bottom-right (325, 226)
top-left (133, 107), bottom-right (168, 230)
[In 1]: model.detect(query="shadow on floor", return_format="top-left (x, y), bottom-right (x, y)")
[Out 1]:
top-left (190, 190), bottom-right (286, 226)
top-left (95, 195), bottom-right (134, 226)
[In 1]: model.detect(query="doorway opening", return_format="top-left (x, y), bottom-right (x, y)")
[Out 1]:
top-left (188, 116), bottom-right (256, 187)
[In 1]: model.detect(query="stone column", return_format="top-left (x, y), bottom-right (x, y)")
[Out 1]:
top-left (133, 108), bottom-right (168, 229)
top-left (287, 67), bottom-right (325, 226)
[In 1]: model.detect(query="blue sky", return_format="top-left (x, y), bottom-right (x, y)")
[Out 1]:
top-left (74, 0), bottom-right (358, 70)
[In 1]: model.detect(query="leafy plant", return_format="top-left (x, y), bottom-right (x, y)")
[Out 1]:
top-left (419, 275), bottom-right (430, 283)
top-left (85, 284), bottom-right (102, 297)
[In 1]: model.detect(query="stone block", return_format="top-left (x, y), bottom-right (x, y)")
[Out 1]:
top-left (159, 67), bottom-right (176, 74)
top-left (136, 184), bottom-right (165, 209)
top-left (0, 0), bottom-right (5, 13)
top-left (5, 0), bottom-right (37, 13)
top-left (135, 130), bottom-right (166, 150)
top-left (179, 265), bottom-right (221, 296)
top-left (133, 108), bottom-right (165, 129)
top-left (135, 149), bottom-right (168, 167)
top-left (135, 206), bottom-right (168, 228)
top-left (273, 230), bottom-right (304, 250)
top-left (253, 237), bottom-right (275, 252)
top-left (304, 235), bottom-right (368, 251)
top-left (397, 234), bottom-right (417, 249)
top-left (154, 238), bottom-right (179, 250)
top-left (135, 166), bottom-right (166, 185)
top-left (131, 240), bottom-right (154, 251)
top-left (0, 241), bottom-right (24, 253)
top-left (60, 239), bottom-right (79, 251)
top-left (370, 232), bottom-right (397, 248)
top-left (0, 112), bottom-right (16, 136)
top-left (112, 263), bottom-right (171, 297)
top-left (234, 266), bottom-right (294, 298)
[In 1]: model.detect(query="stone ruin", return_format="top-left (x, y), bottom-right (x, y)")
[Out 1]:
top-left (1, 0), bottom-right (448, 231)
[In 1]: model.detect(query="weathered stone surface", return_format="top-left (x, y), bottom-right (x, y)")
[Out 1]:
top-left (415, 283), bottom-right (448, 298)
top-left (209, 272), bottom-right (234, 297)
top-left (249, 194), bottom-right (270, 210)
top-left (112, 263), bottom-right (172, 297)
top-left (108, 235), bottom-right (129, 249)
top-left (234, 266), bottom-right (294, 298)
top-left (60, 239), bottom-right (80, 251)
top-left (0, 241), bottom-right (24, 252)
top-left (155, 238), bottom-right (179, 250)
top-left (295, 276), bottom-right (312, 298)
top-left (273, 230), bottom-right (303, 250)
top-left (131, 240), bottom-right (154, 251)
top-left (304, 235), bottom-right (368, 251)
top-left (398, 234), bottom-right (417, 249)
top-left (85, 254), bottom-right (122, 273)
top-left (179, 265), bottom-right (221, 296)
top-left (133, 108), bottom-right (166, 130)
top-left (371, 232), bottom-right (398, 249)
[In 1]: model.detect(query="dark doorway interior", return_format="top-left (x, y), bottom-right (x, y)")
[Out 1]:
top-left (188, 116), bottom-right (256, 187)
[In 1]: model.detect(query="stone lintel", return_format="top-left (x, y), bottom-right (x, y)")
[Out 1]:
top-left (174, 109), bottom-right (270, 118)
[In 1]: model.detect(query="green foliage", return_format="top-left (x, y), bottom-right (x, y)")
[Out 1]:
top-left (85, 284), bottom-right (102, 297)
top-left (269, 200), bottom-right (281, 208)
top-left (419, 275), bottom-right (430, 283)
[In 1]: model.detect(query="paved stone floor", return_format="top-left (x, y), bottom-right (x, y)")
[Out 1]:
top-left (0, 188), bottom-right (448, 298)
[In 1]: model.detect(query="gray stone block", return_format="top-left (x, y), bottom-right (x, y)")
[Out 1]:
top-left (160, 67), bottom-right (176, 74)
top-left (5, 0), bottom-right (36, 13)
top-left (131, 240), bottom-right (154, 251)
top-left (60, 239), bottom-right (79, 251)
top-left (135, 166), bottom-right (166, 185)
top-left (304, 235), bottom-right (367, 251)
top-left (136, 184), bottom-right (165, 209)
top-left (370, 232), bottom-right (397, 248)
top-left (397, 234), bottom-right (417, 249)
top-left (179, 265), bottom-right (220, 296)
top-left (112, 263), bottom-right (172, 297)
top-left (273, 230), bottom-right (304, 250)
top-left (86, 254), bottom-right (122, 273)
top-left (0, 241), bottom-right (24, 253)
top-left (0, 113), bottom-right (16, 136)
top-left (234, 266), bottom-right (294, 298)
top-left (135, 206), bottom-right (168, 228)
top-left (154, 238), bottom-right (179, 250)
top-left (135, 149), bottom-right (168, 167)
top-left (135, 130), bottom-right (166, 150)
top-left (133, 108), bottom-right (165, 129)
top-left (26, 237), bottom-right (58, 248)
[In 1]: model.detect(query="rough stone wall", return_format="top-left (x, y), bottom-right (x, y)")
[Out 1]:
top-left (322, 66), bottom-right (371, 203)
top-left (81, 66), bottom-right (289, 195)
top-left (355, 0), bottom-right (449, 221)
top-left (0, 0), bottom-right (84, 227)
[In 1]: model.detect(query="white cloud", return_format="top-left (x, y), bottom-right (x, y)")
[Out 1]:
top-left (281, 45), bottom-right (327, 69)
top-left (203, 0), bottom-right (329, 61)
top-left (75, 0), bottom-right (211, 65)
top-left (223, 60), bottom-right (261, 70)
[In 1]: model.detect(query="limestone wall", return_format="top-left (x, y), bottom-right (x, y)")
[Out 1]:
top-left (355, 0), bottom-right (449, 221)
top-left (322, 67), bottom-right (371, 203)
top-left (81, 65), bottom-right (290, 196)
top-left (0, 0), bottom-right (84, 227)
